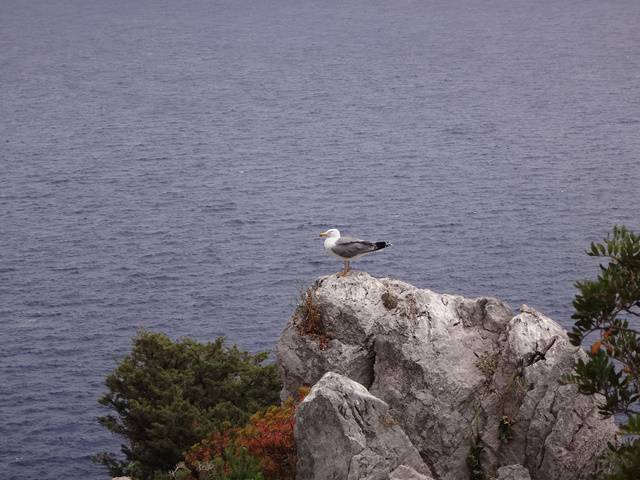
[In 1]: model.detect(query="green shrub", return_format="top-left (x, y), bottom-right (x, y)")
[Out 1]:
top-left (174, 446), bottom-right (264, 480)
top-left (95, 331), bottom-right (281, 479)
top-left (566, 226), bottom-right (640, 480)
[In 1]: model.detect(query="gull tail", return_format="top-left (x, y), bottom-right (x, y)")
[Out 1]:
top-left (374, 241), bottom-right (392, 250)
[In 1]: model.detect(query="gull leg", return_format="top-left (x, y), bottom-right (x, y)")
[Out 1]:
top-left (346, 260), bottom-right (350, 275)
top-left (339, 260), bottom-right (348, 277)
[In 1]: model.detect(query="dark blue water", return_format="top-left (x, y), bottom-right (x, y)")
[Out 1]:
top-left (1, 0), bottom-right (639, 478)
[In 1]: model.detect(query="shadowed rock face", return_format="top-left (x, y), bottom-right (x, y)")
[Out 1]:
top-left (277, 272), bottom-right (617, 480)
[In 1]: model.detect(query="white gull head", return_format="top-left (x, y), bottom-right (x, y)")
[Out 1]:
top-left (319, 228), bottom-right (340, 239)
top-left (319, 228), bottom-right (341, 256)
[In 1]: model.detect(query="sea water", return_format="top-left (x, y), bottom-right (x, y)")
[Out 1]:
top-left (1, 0), bottom-right (639, 477)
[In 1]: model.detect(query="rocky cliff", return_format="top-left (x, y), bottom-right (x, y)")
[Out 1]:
top-left (277, 272), bottom-right (617, 480)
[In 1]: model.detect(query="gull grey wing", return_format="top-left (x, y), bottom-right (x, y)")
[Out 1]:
top-left (331, 237), bottom-right (378, 258)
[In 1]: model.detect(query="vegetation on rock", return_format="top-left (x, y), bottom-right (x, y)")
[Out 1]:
top-left (180, 388), bottom-right (307, 480)
top-left (173, 446), bottom-right (264, 480)
top-left (381, 291), bottom-right (399, 310)
top-left (296, 286), bottom-right (330, 349)
top-left (566, 226), bottom-right (640, 479)
top-left (95, 331), bottom-right (281, 479)
top-left (466, 433), bottom-right (486, 480)
top-left (497, 415), bottom-right (515, 444)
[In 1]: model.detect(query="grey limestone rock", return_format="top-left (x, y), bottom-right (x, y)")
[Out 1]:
top-left (278, 272), bottom-right (617, 480)
top-left (389, 465), bottom-right (434, 480)
top-left (496, 464), bottom-right (531, 480)
top-left (295, 372), bottom-right (432, 480)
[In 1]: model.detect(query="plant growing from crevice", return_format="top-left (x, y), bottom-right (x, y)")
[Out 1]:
top-left (495, 371), bottom-right (528, 421)
top-left (497, 416), bottom-right (515, 444)
top-left (466, 407), bottom-right (488, 480)
top-left (381, 291), bottom-right (398, 310)
top-left (565, 226), bottom-right (640, 480)
top-left (474, 351), bottom-right (499, 380)
top-left (467, 433), bottom-right (486, 480)
top-left (485, 367), bottom-right (527, 449)
top-left (296, 287), bottom-right (330, 349)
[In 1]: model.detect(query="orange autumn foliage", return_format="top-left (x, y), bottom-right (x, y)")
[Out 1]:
top-left (184, 429), bottom-right (233, 467)
top-left (184, 387), bottom-right (309, 480)
top-left (236, 396), bottom-right (300, 479)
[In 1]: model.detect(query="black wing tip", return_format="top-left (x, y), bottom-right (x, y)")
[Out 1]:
top-left (375, 241), bottom-right (392, 250)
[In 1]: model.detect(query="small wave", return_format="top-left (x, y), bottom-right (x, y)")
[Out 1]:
top-left (617, 118), bottom-right (639, 125)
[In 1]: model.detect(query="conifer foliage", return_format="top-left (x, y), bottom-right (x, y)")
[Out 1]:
top-left (566, 226), bottom-right (640, 479)
top-left (95, 331), bottom-right (281, 479)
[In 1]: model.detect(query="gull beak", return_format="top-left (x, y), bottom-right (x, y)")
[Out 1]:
top-left (319, 231), bottom-right (328, 237)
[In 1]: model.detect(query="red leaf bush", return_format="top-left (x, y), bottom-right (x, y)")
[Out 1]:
top-left (182, 388), bottom-right (309, 480)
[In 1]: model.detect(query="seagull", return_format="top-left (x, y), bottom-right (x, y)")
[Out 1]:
top-left (319, 228), bottom-right (392, 277)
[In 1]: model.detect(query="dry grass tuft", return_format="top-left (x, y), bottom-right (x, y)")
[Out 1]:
top-left (296, 288), bottom-right (330, 349)
top-left (380, 413), bottom-right (397, 429)
top-left (475, 351), bottom-right (499, 379)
